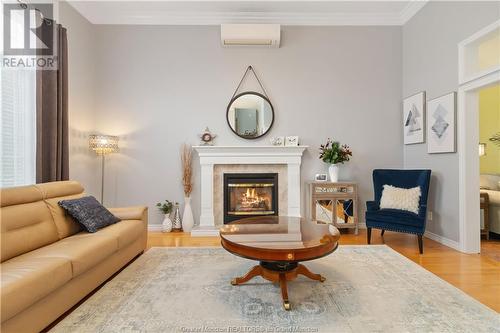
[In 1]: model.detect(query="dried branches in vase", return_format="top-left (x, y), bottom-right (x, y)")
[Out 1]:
top-left (181, 144), bottom-right (193, 196)
top-left (181, 144), bottom-right (194, 232)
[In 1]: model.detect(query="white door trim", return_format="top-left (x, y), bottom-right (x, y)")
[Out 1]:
top-left (458, 20), bottom-right (500, 85)
top-left (458, 70), bottom-right (500, 253)
top-left (457, 19), bottom-right (500, 253)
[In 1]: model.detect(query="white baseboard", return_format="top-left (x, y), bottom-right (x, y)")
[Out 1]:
top-left (148, 224), bottom-right (163, 232)
top-left (150, 223), bottom-right (367, 234)
top-left (424, 230), bottom-right (460, 250)
top-left (148, 224), bottom-right (219, 236)
top-left (191, 226), bottom-right (220, 237)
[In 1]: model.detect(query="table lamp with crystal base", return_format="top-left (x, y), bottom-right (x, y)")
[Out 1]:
top-left (89, 135), bottom-right (119, 204)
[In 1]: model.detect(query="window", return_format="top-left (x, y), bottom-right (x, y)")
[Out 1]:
top-left (1, 9), bottom-right (37, 187)
top-left (459, 20), bottom-right (500, 84)
top-left (1, 69), bottom-right (36, 187)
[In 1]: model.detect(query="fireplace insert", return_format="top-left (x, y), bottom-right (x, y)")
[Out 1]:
top-left (223, 173), bottom-right (278, 224)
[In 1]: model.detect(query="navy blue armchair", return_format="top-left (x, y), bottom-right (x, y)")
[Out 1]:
top-left (366, 169), bottom-right (431, 254)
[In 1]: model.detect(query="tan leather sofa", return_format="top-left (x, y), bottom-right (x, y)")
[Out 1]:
top-left (0, 181), bottom-right (147, 333)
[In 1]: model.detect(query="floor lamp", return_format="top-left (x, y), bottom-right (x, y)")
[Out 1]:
top-left (89, 134), bottom-right (119, 204)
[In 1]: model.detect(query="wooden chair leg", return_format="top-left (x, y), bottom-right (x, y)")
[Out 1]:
top-left (417, 235), bottom-right (423, 254)
top-left (367, 227), bottom-right (372, 244)
top-left (381, 230), bottom-right (385, 236)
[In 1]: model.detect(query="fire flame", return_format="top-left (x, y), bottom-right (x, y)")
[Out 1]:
top-left (244, 188), bottom-right (262, 204)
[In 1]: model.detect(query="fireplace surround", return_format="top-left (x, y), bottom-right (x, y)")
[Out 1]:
top-left (224, 173), bottom-right (278, 223)
top-left (192, 146), bottom-right (307, 236)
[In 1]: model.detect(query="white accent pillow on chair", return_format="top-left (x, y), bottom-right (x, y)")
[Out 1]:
top-left (380, 185), bottom-right (421, 214)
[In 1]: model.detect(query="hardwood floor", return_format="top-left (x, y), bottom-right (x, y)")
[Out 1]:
top-left (148, 229), bottom-right (500, 312)
top-left (482, 236), bottom-right (500, 262)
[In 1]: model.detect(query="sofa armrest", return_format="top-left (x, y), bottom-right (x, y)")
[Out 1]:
top-left (108, 206), bottom-right (148, 222)
top-left (108, 206), bottom-right (148, 252)
top-left (366, 201), bottom-right (379, 211)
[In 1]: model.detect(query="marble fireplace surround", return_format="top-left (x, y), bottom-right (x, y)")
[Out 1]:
top-left (192, 146), bottom-right (308, 236)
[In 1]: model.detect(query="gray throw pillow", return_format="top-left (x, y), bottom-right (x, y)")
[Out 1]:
top-left (58, 196), bottom-right (120, 233)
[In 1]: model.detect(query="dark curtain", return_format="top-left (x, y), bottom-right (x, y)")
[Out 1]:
top-left (36, 22), bottom-right (69, 183)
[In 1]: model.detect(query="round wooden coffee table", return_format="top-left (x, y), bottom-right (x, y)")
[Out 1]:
top-left (220, 216), bottom-right (340, 310)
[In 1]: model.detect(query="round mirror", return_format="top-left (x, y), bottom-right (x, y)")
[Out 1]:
top-left (226, 92), bottom-right (274, 139)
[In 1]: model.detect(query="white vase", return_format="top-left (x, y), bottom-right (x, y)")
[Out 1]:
top-left (162, 214), bottom-right (173, 233)
top-left (328, 164), bottom-right (340, 182)
top-left (182, 196), bottom-right (194, 232)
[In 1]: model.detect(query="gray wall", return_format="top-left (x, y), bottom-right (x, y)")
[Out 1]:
top-left (89, 25), bottom-right (403, 225)
top-left (59, 2), bottom-right (99, 197)
top-left (402, 1), bottom-right (500, 241)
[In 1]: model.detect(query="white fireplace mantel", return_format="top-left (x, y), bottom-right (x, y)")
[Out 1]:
top-left (192, 145), bottom-right (308, 236)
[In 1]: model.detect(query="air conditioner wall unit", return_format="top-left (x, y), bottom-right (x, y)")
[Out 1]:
top-left (221, 24), bottom-right (281, 47)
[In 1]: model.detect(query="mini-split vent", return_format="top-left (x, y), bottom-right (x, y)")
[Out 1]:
top-left (221, 24), bottom-right (281, 47)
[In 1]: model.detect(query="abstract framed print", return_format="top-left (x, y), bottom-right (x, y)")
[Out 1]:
top-left (427, 92), bottom-right (456, 153)
top-left (403, 91), bottom-right (426, 145)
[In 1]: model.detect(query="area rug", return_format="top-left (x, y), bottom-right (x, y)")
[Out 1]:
top-left (52, 246), bottom-right (500, 333)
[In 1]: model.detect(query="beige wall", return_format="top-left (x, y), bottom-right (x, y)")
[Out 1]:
top-left (59, 2), bottom-right (99, 197)
top-left (402, 1), bottom-right (500, 242)
top-left (90, 25), bottom-right (403, 225)
top-left (60, 2), bottom-right (500, 232)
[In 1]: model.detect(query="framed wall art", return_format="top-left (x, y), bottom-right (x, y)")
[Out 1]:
top-left (427, 92), bottom-right (456, 153)
top-left (403, 91), bottom-right (426, 145)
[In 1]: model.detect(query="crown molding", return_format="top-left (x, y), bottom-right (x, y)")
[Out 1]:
top-left (399, 0), bottom-right (428, 25)
top-left (69, 1), bottom-right (428, 26)
top-left (86, 11), bottom-right (405, 26)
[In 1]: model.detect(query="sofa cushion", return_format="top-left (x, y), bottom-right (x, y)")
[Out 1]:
top-left (58, 196), bottom-right (120, 233)
top-left (44, 195), bottom-right (83, 239)
top-left (0, 184), bottom-right (42, 207)
top-left (1, 256), bottom-right (72, 322)
top-left (1, 200), bottom-right (60, 263)
top-left (27, 232), bottom-right (119, 277)
top-left (35, 180), bottom-right (85, 199)
top-left (96, 220), bottom-right (144, 249)
top-left (37, 181), bottom-right (85, 238)
top-left (366, 209), bottom-right (423, 228)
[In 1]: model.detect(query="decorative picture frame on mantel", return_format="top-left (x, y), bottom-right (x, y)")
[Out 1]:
top-left (270, 136), bottom-right (285, 146)
top-left (427, 92), bottom-right (456, 154)
top-left (403, 91), bottom-right (426, 145)
top-left (285, 136), bottom-right (299, 146)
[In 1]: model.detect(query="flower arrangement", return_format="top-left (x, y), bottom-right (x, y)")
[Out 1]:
top-left (319, 139), bottom-right (352, 165)
top-left (181, 144), bottom-right (193, 197)
top-left (156, 200), bottom-right (174, 215)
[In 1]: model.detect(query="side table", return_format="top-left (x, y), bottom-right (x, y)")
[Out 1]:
top-left (309, 181), bottom-right (359, 234)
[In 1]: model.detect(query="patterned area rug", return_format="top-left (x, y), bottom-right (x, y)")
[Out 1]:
top-left (52, 246), bottom-right (500, 333)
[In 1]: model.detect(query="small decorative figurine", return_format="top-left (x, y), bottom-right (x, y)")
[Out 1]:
top-left (199, 127), bottom-right (217, 145)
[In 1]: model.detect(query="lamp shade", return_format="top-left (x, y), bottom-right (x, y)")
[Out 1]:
top-left (89, 135), bottom-right (119, 155)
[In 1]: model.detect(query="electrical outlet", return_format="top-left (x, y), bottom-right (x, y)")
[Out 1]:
top-left (427, 211), bottom-right (433, 221)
